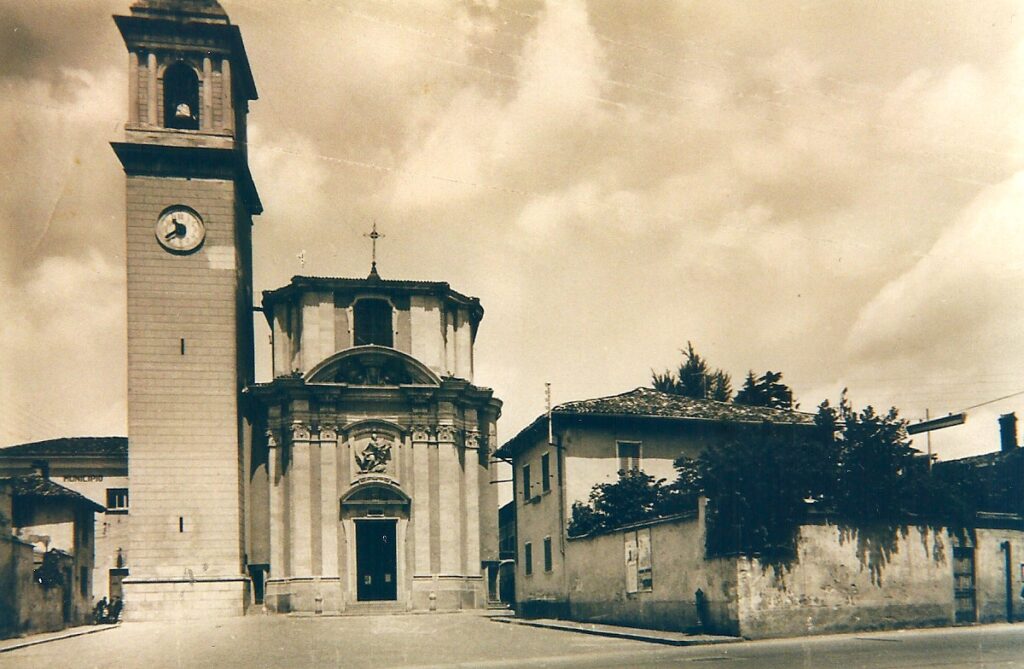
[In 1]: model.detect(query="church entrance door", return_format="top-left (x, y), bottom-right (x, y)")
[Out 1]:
top-left (356, 519), bottom-right (398, 601)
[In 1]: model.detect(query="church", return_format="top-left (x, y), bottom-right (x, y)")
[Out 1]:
top-left (111, 0), bottom-right (502, 619)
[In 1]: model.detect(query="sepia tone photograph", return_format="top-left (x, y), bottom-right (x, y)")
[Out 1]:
top-left (0, 0), bottom-right (1022, 666)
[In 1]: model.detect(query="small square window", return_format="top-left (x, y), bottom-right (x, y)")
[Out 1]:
top-left (524, 542), bottom-right (533, 576)
top-left (541, 453), bottom-right (551, 493)
top-left (617, 442), bottom-right (641, 473)
top-left (106, 488), bottom-right (129, 512)
top-left (543, 536), bottom-right (553, 572)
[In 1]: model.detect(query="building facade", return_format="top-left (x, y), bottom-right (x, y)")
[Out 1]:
top-left (0, 437), bottom-right (129, 603)
top-left (247, 276), bottom-right (501, 613)
top-left (111, 0), bottom-right (501, 619)
top-left (0, 472), bottom-right (104, 637)
top-left (494, 387), bottom-right (817, 618)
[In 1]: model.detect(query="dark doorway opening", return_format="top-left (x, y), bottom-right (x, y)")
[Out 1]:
top-left (109, 568), bottom-right (128, 601)
top-left (953, 546), bottom-right (977, 623)
top-left (356, 519), bottom-right (397, 601)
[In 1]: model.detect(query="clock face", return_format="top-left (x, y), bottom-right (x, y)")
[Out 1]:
top-left (155, 207), bottom-right (205, 254)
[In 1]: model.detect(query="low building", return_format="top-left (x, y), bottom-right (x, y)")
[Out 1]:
top-left (0, 437), bottom-right (129, 602)
top-left (934, 412), bottom-right (1023, 517)
top-left (494, 387), bottom-right (817, 618)
top-left (0, 472), bottom-right (105, 638)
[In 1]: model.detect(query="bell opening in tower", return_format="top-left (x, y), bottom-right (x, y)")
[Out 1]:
top-left (163, 61), bottom-right (200, 130)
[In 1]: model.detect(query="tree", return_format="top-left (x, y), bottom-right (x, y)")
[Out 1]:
top-left (694, 422), bottom-right (833, 560)
top-left (829, 393), bottom-right (916, 522)
top-left (652, 341), bottom-right (732, 401)
top-left (567, 470), bottom-right (690, 537)
top-left (733, 370), bottom-right (795, 409)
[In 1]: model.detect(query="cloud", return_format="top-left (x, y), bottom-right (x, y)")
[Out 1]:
top-left (0, 250), bottom-right (126, 445)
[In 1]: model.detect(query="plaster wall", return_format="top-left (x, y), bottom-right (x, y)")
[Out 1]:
top-left (565, 508), bottom-right (740, 635)
top-left (52, 474), bottom-right (130, 601)
top-left (513, 437), bottom-right (568, 616)
top-left (736, 523), bottom-right (980, 638)
top-left (974, 529), bottom-right (1024, 623)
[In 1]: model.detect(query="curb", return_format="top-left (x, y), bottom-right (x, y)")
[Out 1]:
top-left (0, 624), bottom-right (120, 654)
top-left (491, 616), bottom-right (740, 647)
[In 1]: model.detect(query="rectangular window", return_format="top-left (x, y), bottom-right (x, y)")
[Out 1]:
top-left (80, 566), bottom-right (89, 598)
top-left (524, 542), bottom-right (533, 576)
top-left (617, 441), bottom-right (641, 473)
top-left (543, 536), bottom-right (553, 572)
top-left (522, 464), bottom-right (532, 501)
top-left (106, 488), bottom-right (129, 512)
top-left (541, 453), bottom-right (551, 493)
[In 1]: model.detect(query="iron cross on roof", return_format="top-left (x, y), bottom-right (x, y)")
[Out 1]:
top-left (364, 221), bottom-right (385, 278)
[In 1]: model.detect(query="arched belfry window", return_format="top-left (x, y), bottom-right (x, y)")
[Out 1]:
top-left (163, 61), bottom-right (200, 130)
top-left (354, 299), bottom-right (393, 347)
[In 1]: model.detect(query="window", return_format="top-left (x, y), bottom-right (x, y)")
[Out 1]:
top-left (80, 566), bottom-right (89, 598)
top-left (106, 488), bottom-right (129, 512)
top-left (353, 299), bottom-right (394, 347)
top-left (541, 453), bottom-right (551, 493)
top-left (522, 464), bottom-right (532, 501)
top-left (524, 542), bottom-right (533, 576)
top-left (163, 61), bottom-right (200, 130)
top-left (617, 441), bottom-right (641, 473)
top-left (543, 536), bottom-right (553, 572)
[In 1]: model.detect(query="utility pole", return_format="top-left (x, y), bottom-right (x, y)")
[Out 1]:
top-left (545, 382), bottom-right (553, 445)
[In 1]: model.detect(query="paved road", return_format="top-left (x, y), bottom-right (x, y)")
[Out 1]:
top-left (2, 613), bottom-right (1021, 669)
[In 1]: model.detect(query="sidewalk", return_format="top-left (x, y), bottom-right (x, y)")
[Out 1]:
top-left (0, 623), bottom-right (119, 654)
top-left (491, 616), bottom-right (740, 646)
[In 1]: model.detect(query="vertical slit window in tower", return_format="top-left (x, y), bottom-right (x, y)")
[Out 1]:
top-left (353, 299), bottom-right (394, 347)
top-left (180, 338), bottom-right (186, 355)
top-left (179, 517), bottom-right (184, 533)
top-left (164, 61), bottom-right (200, 130)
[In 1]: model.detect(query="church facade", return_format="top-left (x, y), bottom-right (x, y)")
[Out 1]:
top-left (248, 276), bottom-right (501, 613)
top-left (111, 0), bottom-right (501, 619)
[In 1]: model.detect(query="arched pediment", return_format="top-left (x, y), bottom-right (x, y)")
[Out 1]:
top-left (340, 479), bottom-right (411, 507)
top-left (305, 345), bottom-right (440, 386)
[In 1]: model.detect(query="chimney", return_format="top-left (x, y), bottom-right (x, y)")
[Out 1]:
top-left (30, 460), bottom-right (49, 479)
top-left (998, 412), bottom-right (1018, 452)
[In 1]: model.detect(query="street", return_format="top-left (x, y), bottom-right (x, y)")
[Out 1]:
top-left (2, 614), bottom-right (1021, 669)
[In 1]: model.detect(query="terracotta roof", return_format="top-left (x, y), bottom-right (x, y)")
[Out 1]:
top-left (554, 387), bottom-right (816, 424)
top-left (2, 475), bottom-right (105, 513)
top-left (0, 437), bottom-right (127, 459)
top-left (497, 387), bottom-right (816, 458)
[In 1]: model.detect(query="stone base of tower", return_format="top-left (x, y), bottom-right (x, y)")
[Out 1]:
top-left (123, 577), bottom-right (250, 621)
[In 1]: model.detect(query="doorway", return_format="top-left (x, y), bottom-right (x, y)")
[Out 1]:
top-left (953, 546), bottom-right (977, 623)
top-left (356, 519), bottom-right (397, 601)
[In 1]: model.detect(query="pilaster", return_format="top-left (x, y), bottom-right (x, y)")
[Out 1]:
top-left (463, 430), bottom-right (481, 576)
top-left (289, 422), bottom-right (313, 576)
top-left (268, 429), bottom-right (287, 575)
top-left (412, 424), bottom-right (433, 576)
top-left (320, 425), bottom-right (339, 576)
top-left (437, 425), bottom-right (461, 575)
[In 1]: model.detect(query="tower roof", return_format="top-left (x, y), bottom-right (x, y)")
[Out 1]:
top-left (129, 0), bottom-right (230, 24)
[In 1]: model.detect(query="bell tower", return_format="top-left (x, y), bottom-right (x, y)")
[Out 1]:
top-left (111, 0), bottom-right (261, 619)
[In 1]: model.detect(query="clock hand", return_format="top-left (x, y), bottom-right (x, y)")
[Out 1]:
top-left (164, 219), bottom-right (187, 240)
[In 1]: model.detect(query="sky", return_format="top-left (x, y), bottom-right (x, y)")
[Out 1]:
top-left (1, 0), bottom-right (1023, 464)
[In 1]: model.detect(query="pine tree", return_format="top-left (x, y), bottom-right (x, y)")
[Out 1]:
top-left (651, 341), bottom-right (732, 401)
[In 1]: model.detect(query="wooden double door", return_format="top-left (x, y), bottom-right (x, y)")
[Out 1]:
top-left (356, 519), bottom-right (398, 601)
